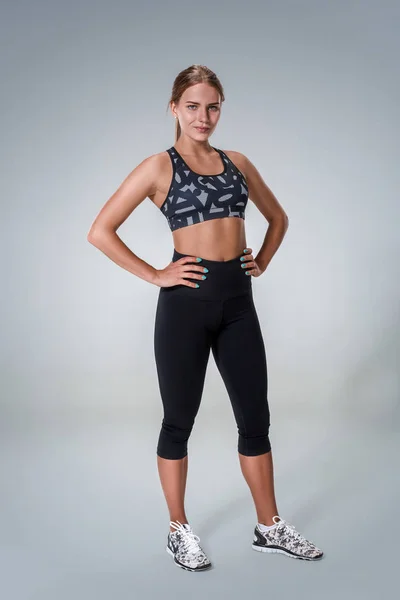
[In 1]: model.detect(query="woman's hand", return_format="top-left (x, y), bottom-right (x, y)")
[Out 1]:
top-left (154, 255), bottom-right (208, 288)
top-left (240, 248), bottom-right (264, 277)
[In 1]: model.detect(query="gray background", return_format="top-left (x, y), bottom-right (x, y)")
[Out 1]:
top-left (1, 0), bottom-right (399, 598)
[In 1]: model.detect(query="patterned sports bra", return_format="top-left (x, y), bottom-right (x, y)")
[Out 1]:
top-left (159, 145), bottom-right (249, 231)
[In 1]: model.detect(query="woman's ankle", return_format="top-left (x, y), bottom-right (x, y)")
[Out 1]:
top-left (169, 518), bottom-right (189, 532)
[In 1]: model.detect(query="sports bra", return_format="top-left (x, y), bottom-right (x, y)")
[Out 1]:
top-left (159, 145), bottom-right (249, 231)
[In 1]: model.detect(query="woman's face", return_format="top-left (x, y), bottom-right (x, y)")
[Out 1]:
top-left (172, 83), bottom-right (221, 140)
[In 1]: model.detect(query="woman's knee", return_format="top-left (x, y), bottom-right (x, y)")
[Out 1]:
top-left (238, 430), bottom-right (271, 456)
top-left (237, 412), bottom-right (271, 456)
top-left (156, 419), bottom-right (194, 460)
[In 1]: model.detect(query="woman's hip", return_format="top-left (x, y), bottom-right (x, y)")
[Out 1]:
top-left (158, 248), bottom-right (252, 302)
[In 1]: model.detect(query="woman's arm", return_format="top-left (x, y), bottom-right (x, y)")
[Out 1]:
top-left (87, 154), bottom-right (161, 285)
top-left (240, 152), bottom-right (289, 273)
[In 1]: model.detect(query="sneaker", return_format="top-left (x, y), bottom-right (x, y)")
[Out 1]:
top-left (166, 520), bottom-right (212, 572)
top-left (252, 515), bottom-right (324, 560)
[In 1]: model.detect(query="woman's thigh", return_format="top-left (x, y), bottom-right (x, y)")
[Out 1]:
top-left (211, 292), bottom-right (270, 432)
top-left (154, 290), bottom-right (214, 425)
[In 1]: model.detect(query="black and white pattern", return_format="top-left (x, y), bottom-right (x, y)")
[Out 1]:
top-left (166, 520), bottom-right (212, 571)
top-left (160, 146), bottom-right (249, 231)
top-left (252, 516), bottom-right (324, 560)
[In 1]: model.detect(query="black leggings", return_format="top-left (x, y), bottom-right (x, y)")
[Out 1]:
top-left (154, 248), bottom-right (271, 459)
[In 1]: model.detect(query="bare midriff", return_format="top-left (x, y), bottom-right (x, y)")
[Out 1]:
top-left (172, 216), bottom-right (247, 261)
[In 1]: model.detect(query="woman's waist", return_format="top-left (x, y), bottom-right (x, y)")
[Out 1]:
top-left (172, 216), bottom-right (246, 262)
top-left (160, 248), bottom-right (252, 301)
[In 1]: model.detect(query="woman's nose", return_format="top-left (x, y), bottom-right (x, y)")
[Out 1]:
top-left (199, 111), bottom-right (209, 123)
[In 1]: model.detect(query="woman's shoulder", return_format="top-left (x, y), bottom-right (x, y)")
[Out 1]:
top-left (219, 149), bottom-right (249, 177)
top-left (136, 149), bottom-right (171, 175)
top-left (138, 149), bottom-right (176, 190)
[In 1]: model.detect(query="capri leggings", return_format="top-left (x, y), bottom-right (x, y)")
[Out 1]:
top-left (154, 248), bottom-right (271, 459)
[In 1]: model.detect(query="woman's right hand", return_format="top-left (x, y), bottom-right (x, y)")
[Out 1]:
top-left (153, 255), bottom-right (208, 288)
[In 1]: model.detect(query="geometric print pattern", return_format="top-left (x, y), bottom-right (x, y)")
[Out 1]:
top-left (159, 145), bottom-right (249, 231)
top-left (252, 516), bottom-right (324, 560)
top-left (166, 521), bottom-right (212, 571)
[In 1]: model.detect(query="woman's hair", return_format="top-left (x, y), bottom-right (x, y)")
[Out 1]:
top-left (167, 65), bottom-right (225, 143)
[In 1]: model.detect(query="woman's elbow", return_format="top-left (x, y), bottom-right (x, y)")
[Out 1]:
top-left (283, 212), bottom-right (289, 231)
top-left (87, 225), bottom-right (110, 246)
top-left (272, 211), bottom-right (289, 231)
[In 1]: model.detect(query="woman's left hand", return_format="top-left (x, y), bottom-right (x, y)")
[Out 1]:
top-left (240, 248), bottom-right (264, 278)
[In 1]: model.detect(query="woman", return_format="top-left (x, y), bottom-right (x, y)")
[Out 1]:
top-left (87, 65), bottom-right (324, 572)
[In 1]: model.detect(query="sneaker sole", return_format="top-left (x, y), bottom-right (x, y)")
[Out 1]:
top-left (252, 544), bottom-right (323, 561)
top-left (166, 546), bottom-right (212, 571)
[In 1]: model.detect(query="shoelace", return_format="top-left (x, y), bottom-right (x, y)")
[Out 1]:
top-left (272, 516), bottom-right (310, 545)
top-left (170, 520), bottom-right (202, 554)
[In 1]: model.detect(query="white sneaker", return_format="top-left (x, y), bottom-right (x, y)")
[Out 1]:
top-left (252, 515), bottom-right (324, 560)
top-left (166, 520), bottom-right (212, 571)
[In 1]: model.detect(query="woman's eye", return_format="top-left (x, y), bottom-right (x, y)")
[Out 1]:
top-left (187, 105), bottom-right (219, 111)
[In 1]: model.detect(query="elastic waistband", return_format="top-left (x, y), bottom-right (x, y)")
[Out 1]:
top-left (159, 248), bottom-right (252, 301)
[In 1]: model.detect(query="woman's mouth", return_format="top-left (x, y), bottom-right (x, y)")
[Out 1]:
top-left (196, 127), bottom-right (209, 132)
